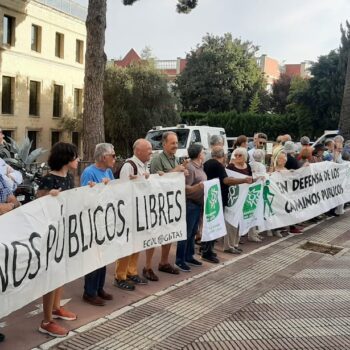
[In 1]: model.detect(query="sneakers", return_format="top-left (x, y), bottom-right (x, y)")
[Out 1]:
top-left (52, 307), bottom-right (77, 321)
top-left (142, 268), bottom-right (159, 281)
top-left (175, 262), bottom-right (191, 272)
top-left (82, 293), bottom-right (106, 306)
top-left (39, 321), bottom-right (68, 337)
top-left (127, 274), bottom-right (148, 285)
top-left (224, 247), bottom-right (241, 254)
top-left (113, 279), bottom-right (135, 291)
top-left (273, 230), bottom-right (283, 238)
top-left (186, 258), bottom-right (203, 266)
top-left (289, 227), bottom-right (303, 234)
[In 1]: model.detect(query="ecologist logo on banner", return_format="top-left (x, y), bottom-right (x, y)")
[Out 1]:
top-left (202, 179), bottom-right (226, 242)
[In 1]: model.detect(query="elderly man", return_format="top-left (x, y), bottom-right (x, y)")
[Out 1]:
top-left (114, 139), bottom-right (151, 291)
top-left (0, 174), bottom-right (20, 343)
top-left (81, 143), bottom-right (115, 306)
top-left (204, 134), bottom-right (225, 162)
top-left (143, 131), bottom-right (187, 280)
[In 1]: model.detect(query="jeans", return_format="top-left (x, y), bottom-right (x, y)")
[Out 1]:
top-left (84, 266), bottom-right (106, 297)
top-left (176, 200), bottom-right (201, 265)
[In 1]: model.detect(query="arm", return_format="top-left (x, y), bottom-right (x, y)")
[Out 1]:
top-left (223, 176), bottom-right (252, 186)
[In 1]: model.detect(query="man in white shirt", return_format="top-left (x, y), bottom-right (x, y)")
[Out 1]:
top-left (114, 139), bottom-right (152, 291)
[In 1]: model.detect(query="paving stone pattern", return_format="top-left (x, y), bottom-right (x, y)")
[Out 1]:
top-left (53, 215), bottom-right (350, 350)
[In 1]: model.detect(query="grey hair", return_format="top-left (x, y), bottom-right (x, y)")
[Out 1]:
top-left (211, 147), bottom-right (225, 159)
top-left (209, 135), bottom-right (224, 147)
top-left (232, 147), bottom-right (248, 162)
top-left (162, 131), bottom-right (177, 144)
top-left (334, 135), bottom-right (344, 143)
top-left (94, 143), bottom-right (114, 162)
top-left (252, 149), bottom-right (265, 163)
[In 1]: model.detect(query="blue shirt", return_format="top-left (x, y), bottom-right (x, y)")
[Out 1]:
top-left (0, 174), bottom-right (12, 203)
top-left (80, 164), bottom-right (114, 186)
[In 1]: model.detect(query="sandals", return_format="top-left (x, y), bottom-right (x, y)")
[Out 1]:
top-left (142, 268), bottom-right (159, 281)
top-left (113, 279), bottom-right (135, 291)
top-left (158, 263), bottom-right (180, 275)
top-left (127, 274), bottom-right (148, 285)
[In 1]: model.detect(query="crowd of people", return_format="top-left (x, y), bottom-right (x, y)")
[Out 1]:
top-left (0, 128), bottom-right (348, 340)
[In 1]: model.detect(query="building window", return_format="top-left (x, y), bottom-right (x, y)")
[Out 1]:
top-left (31, 24), bottom-right (41, 52)
top-left (29, 81), bottom-right (40, 116)
top-left (3, 15), bottom-right (15, 46)
top-left (76, 39), bottom-right (84, 64)
top-left (53, 84), bottom-right (63, 117)
top-left (55, 32), bottom-right (64, 58)
top-left (72, 132), bottom-right (79, 149)
top-left (2, 130), bottom-right (13, 142)
top-left (28, 130), bottom-right (38, 152)
top-left (74, 88), bottom-right (83, 117)
top-left (51, 131), bottom-right (60, 146)
top-left (2, 76), bottom-right (14, 114)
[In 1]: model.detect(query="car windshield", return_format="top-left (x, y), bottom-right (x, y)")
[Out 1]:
top-left (146, 129), bottom-right (190, 150)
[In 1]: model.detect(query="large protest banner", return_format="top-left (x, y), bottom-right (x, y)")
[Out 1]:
top-left (223, 162), bottom-right (350, 233)
top-left (0, 173), bottom-right (186, 318)
top-left (202, 179), bottom-right (226, 241)
top-left (260, 161), bottom-right (350, 230)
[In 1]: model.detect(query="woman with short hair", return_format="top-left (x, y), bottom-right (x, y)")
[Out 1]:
top-left (37, 142), bottom-right (79, 338)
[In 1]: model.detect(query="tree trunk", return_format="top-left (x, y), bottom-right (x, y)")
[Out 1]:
top-left (82, 0), bottom-right (107, 160)
top-left (339, 52), bottom-right (350, 140)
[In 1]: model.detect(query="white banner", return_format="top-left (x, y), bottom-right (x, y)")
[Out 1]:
top-left (0, 173), bottom-right (186, 318)
top-left (202, 179), bottom-right (227, 242)
top-left (223, 162), bottom-right (350, 233)
top-left (260, 161), bottom-right (350, 230)
top-left (225, 169), bottom-right (264, 235)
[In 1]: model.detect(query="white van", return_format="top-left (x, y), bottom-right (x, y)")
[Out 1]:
top-left (145, 124), bottom-right (228, 160)
top-left (312, 130), bottom-right (339, 147)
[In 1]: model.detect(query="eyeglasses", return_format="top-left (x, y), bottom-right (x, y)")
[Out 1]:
top-left (105, 153), bottom-right (116, 158)
top-left (235, 154), bottom-right (243, 157)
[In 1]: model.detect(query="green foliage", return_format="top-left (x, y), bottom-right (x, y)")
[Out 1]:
top-left (180, 111), bottom-right (299, 140)
top-left (286, 77), bottom-right (314, 137)
top-left (248, 92), bottom-right (260, 114)
top-left (122, 0), bottom-right (198, 13)
top-left (175, 33), bottom-right (266, 113)
top-left (271, 73), bottom-right (291, 113)
top-left (104, 65), bottom-right (180, 157)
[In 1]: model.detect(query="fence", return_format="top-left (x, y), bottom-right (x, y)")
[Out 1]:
top-left (34, 0), bottom-right (87, 21)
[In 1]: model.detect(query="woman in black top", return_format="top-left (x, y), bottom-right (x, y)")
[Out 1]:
top-left (37, 142), bottom-right (79, 338)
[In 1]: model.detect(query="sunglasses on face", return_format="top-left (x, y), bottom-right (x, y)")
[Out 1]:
top-left (105, 154), bottom-right (116, 158)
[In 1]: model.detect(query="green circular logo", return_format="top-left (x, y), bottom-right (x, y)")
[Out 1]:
top-left (205, 184), bottom-right (220, 222)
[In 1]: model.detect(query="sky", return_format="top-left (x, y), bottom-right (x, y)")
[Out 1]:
top-left (75, 0), bottom-right (350, 64)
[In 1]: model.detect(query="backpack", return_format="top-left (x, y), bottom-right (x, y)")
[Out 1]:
top-left (114, 159), bottom-right (137, 179)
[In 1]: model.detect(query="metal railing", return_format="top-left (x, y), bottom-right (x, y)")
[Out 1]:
top-left (34, 0), bottom-right (87, 21)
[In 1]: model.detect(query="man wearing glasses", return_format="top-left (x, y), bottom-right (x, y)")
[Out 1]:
top-left (81, 143), bottom-right (115, 306)
top-left (248, 132), bottom-right (267, 161)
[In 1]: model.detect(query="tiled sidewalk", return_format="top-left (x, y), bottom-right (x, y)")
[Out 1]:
top-left (47, 214), bottom-right (350, 350)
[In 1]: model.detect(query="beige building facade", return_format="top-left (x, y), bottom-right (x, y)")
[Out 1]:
top-left (0, 0), bottom-right (86, 154)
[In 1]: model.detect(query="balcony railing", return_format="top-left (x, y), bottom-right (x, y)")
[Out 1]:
top-left (34, 0), bottom-right (87, 21)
